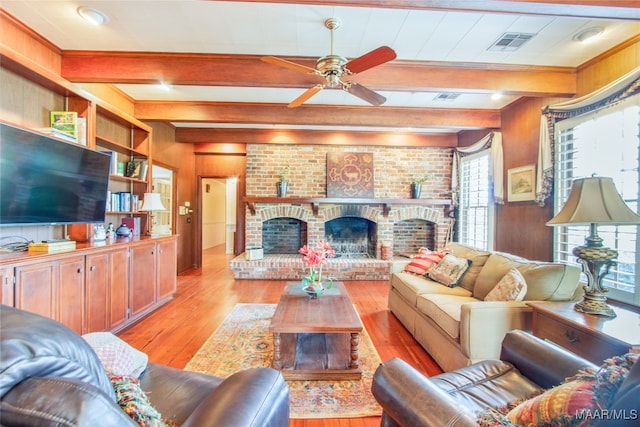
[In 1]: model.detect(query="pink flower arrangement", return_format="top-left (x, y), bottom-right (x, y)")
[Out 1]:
top-left (299, 239), bottom-right (335, 286)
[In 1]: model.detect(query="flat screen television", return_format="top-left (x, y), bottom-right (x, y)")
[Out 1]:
top-left (0, 122), bottom-right (112, 226)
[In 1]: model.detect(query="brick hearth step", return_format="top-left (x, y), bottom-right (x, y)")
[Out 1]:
top-left (230, 254), bottom-right (406, 281)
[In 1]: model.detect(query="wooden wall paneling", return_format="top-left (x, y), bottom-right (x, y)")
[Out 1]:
top-left (496, 96), bottom-right (554, 261)
top-left (148, 122), bottom-right (199, 273)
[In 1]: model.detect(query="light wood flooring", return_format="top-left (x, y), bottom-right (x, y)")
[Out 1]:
top-left (118, 245), bottom-right (442, 427)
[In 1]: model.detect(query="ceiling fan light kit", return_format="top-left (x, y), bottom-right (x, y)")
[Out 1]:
top-left (262, 17), bottom-right (396, 108)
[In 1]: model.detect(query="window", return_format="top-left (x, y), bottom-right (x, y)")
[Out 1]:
top-left (458, 150), bottom-right (494, 250)
top-left (553, 97), bottom-right (640, 306)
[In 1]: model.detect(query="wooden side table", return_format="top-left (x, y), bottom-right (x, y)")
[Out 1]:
top-left (528, 301), bottom-right (640, 365)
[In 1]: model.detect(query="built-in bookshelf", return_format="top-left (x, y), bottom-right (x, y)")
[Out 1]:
top-left (0, 51), bottom-right (152, 241)
top-left (95, 105), bottom-right (151, 235)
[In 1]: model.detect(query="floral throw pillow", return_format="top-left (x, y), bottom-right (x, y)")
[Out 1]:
top-left (403, 250), bottom-right (445, 276)
top-left (484, 268), bottom-right (527, 302)
top-left (476, 352), bottom-right (638, 427)
top-left (426, 253), bottom-right (471, 287)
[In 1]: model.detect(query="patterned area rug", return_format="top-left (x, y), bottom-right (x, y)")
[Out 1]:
top-left (184, 303), bottom-right (382, 419)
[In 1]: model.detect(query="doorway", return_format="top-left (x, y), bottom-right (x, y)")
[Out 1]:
top-left (201, 178), bottom-right (237, 254)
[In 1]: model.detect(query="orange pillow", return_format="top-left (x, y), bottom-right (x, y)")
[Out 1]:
top-left (403, 251), bottom-right (444, 276)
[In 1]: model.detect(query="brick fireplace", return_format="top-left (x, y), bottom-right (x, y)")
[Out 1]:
top-left (231, 202), bottom-right (451, 280)
top-left (230, 144), bottom-right (454, 280)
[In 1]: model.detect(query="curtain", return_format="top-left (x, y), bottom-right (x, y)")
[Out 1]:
top-left (452, 131), bottom-right (503, 206)
top-left (536, 66), bottom-right (640, 206)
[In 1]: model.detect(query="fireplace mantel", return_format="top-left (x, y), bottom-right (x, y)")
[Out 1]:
top-left (243, 197), bottom-right (451, 217)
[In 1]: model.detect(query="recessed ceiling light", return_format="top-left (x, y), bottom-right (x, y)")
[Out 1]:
top-left (77, 7), bottom-right (108, 26)
top-left (572, 27), bottom-right (604, 43)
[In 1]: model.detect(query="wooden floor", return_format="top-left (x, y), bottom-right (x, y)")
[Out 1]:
top-left (118, 245), bottom-right (442, 427)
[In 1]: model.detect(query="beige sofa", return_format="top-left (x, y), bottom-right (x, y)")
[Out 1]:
top-left (388, 243), bottom-right (582, 372)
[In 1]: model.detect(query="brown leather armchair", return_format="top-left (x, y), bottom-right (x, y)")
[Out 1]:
top-left (372, 330), bottom-right (640, 427)
top-left (0, 305), bottom-right (290, 426)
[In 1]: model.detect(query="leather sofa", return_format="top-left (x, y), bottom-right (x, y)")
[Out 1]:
top-left (389, 243), bottom-right (582, 371)
top-left (0, 305), bottom-right (290, 426)
top-left (372, 330), bottom-right (640, 427)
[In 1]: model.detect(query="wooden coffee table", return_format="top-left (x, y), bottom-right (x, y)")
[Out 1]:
top-left (269, 281), bottom-right (363, 380)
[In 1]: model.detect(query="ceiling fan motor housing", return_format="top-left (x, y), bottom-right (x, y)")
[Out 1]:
top-left (316, 54), bottom-right (347, 87)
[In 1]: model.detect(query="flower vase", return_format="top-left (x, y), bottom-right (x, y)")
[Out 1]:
top-left (276, 181), bottom-right (288, 197)
top-left (303, 281), bottom-right (325, 299)
top-left (410, 183), bottom-right (422, 199)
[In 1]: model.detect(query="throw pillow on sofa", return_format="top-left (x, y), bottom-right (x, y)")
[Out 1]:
top-left (484, 268), bottom-right (528, 302)
top-left (403, 250), bottom-right (445, 276)
top-left (427, 253), bottom-right (471, 287)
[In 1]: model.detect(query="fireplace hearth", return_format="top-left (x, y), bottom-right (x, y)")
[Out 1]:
top-left (232, 201), bottom-right (453, 280)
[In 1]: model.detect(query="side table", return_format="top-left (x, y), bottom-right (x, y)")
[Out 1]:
top-left (528, 301), bottom-right (640, 365)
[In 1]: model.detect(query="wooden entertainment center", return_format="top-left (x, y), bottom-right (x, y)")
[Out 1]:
top-left (0, 14), bottom-right (177, 333)
top-left (0, 236), bottom-right (177, 334)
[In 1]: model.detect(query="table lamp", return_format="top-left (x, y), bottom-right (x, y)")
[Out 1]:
top-left (547, 176), bottom-right (640, 317)
top-left (140, 192), bottom-right (166, 236)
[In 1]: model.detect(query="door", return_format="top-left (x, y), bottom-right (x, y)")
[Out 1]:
top-left (130, 241), bottom-right (157, 317)
top-left (15, 262), bottom-right (57, 320)
top-left (109, 247), bottom-right (130, 330)
top-left (0, 266), bottom-right (14, 306)
top-left (157, 238), bottom-right (177, 302)
top-left (85, 253), bottom-right (109, 333)
top-left (58, 256), bottom-right (85, 334)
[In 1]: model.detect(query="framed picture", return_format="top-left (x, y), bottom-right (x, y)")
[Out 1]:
top-left (507, 164), bottom-right (536, 202)
top-left (50, 111), bottom-right (78, 139)
top-left (326, 152), bottom-right (374, 198)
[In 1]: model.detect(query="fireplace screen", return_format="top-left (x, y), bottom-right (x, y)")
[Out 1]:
top-left (325, 217), bottom-right (377, 258)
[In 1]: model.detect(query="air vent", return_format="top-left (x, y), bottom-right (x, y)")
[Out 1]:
top-left (433, 93), bottom-right (460, 102)
top-left (487, 32), bottom-right (536, 52)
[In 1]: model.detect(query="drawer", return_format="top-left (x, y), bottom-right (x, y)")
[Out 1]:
top-left (534, 313), bottom-right (629, 364)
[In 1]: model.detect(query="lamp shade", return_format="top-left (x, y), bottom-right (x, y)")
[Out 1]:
top-left (547, 176), bottom-right (640, 226)
top-left (140, 192), bottom-right (166, 212)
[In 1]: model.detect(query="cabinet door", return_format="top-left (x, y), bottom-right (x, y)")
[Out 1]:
top-left (130, 242), bottom-right (156, 317)
top-left (0, 266), bottom-right (14, 306)
top-left (85, 253), bottom-right (110, 333)
top-left (57, 256), bottom-right (85, 335)
top-left (109, 247), bottom-right (130, 330)
top-left (157, 238), bottom-right (177, 302)
top-left (15, 262), bottom-right (57, 320)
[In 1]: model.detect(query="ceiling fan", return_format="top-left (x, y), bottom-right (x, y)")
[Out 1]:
top-left (261, 18), bottom-right (396, 108)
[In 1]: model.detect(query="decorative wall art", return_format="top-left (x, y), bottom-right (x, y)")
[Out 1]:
top-left (327, 152), bottom-right (374, 198)
top-left (507, 164), bottom-right (536, 202)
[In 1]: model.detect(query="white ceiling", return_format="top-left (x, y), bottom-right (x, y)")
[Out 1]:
top-left (3, 1), bottom-right (640, 133)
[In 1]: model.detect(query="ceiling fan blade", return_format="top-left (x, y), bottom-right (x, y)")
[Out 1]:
top-left (289, 85), bottom-right (324, 108)
top-left (345, 82), bottom-right (387, 106)
top-left (344, 46), bottom-right (396, 74)
top-left (261, 56), bottom-right (317, 74)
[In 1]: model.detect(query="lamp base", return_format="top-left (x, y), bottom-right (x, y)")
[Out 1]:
top-left (572, 234), bottom-right (618, 318)
top-left (574, 291), bottom-right (616, 318)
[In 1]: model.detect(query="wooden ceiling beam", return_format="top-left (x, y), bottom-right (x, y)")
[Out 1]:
top-left (218, 0), bottom-right (640, 20)
top-left (61, 52), bottom-right (576, 97)
top-left (135, 101), bottom-right (500, 129)
top-left (179, 128), bottom-right (458, 147)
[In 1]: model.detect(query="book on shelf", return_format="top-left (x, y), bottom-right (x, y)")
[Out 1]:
top-left (34, 127), bottom-right (78, 143)
top-left (100, 151), bottom-right (118, 175)
top-left (107, 192), bottom-right (138, 212)
top-left (28, 240), bottom-right (77, 254)
top-left (50, 111), bottom-right (78, 140)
